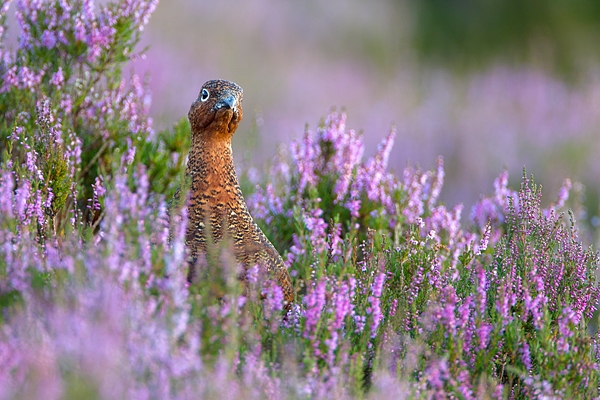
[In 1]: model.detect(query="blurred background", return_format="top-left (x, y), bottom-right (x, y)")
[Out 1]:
top-left (137, 0), bottom-right (600, 231)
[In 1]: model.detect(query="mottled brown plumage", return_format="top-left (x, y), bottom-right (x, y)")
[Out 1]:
top-left (185, 79), bottom-right (294, 307)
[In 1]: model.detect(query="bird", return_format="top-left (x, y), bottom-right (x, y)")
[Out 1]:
top-left (183, 79), bottom-right (294, 309)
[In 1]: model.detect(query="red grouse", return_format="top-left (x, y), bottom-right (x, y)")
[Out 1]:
top-left (184, 79), bottom-right (294, 307)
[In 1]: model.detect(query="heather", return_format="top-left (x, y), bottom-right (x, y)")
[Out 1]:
top-left (1, 1), bottom-right (600, 399)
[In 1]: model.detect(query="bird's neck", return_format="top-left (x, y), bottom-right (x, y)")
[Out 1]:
top-left (187, 136), bottom-right (240, 191)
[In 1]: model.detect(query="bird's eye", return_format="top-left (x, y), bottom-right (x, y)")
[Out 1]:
top-left (200, 89), bottom-right (210, 102)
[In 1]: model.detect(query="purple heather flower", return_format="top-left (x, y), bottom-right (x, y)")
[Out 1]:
top-left (303, 207), bottom-right (328, 253)
top-left (521, 342), bottom-right (532, 371)
top-left (0, 171), bottom-right (15, 219)
top-left (0, 65), bottom-right (18, 92)
top-left (138, 0), bottom-right (159, 29)
top-left (427, 256), bottom-right (443, 290)
top-left (323, 281), bottom-right (354, 367)
top-left (554, 178), bottom-right (571, 209)
top-left (332, 282), bottom-right (352, 330)
top-left (476, 322), bottom-right (492, 351)
top-left (368, 272), bottom-right (386, 338)
top-left (36, 96), bottom-right (53, 125)
top-left (496, 286), bottom-right (512, 328)
top-left (426, 358), bottom-right (449, 391)
top-left (471, 170), bottom-right (520, 231)
top-left (41, 29), bottom-right (56, 48)
top-left (87, 23), bottom-right (115, 62)
top-left (327, 222), bottom-right (343, 261)
top-left (474, 263), bottom-right (487, 317)
top-left (22, 66), bottom-right (43, 91)
top-left (90, 175), bottom-right (105, 211)
top-left (14, 2), bottom-right (33, 50)
top-left (319, 112), bottom-right (365, 202)
top-left (25, 151), bottom-right (37, 175)
top-left (389, 298), bottom-right (398, 318)
top-left (427, 156), bottom-right (445, 208)
top-left (353, 314), bottom-right (366, 334)
top-left (416, 217), bottom-right (425, 229)
top-left (286, 233), bottom-right (305, 267)
top-left (65, 132), bottom-right (82, 179)
top-left (475, 221), bottom-right (491, 255)
top-left (523, 274), bottom-right (546, 330)
top-left (44, 187), bottom-right (54, 210)
top-left (265, 183), bottom-right (283, 215)
top-left (557, 306), bottom-right (577, 354)
top-left (74, 15), bottom-right (86, 42)
top-left (543, 178), bottom-right (572, 217)
top-left (15, 179), bottom-right (31, 223)
top-left (439, 286), bottom-right (458, 336)
top-left (323, 331), bottom-right (340, 369)
top-left (59, 94), bottom-right (73, 114)
top-left (133, 166), bottom-right (149, 212)
top-left (321, 110), bottom-right (346, 142)
top-left (426, 203), bottom-right (463, 248)
top-left (123, 139), bottom-right (136, 166)
top-left (248, 185), bottom-right (269, 221)
top-left (262, 280), bottom-right (284, 320)
top-left (50, 67), bottom-right (64, 88)
top-left (1, 0), bottom-right (12, 14)
top-left (169, 204), bottom-right (188, 266)
top-left (457, 369), bottom-right (474, 400)
top-left (405, 263), bottom-right (425, 331)
top-left (458, 296), bottom-right (473, 350)
top-left (402, 166), bottom-right (425, 223)
top-left (493, 170), bottom-right (510, 205)
top-left (246, 264), bottom-right (260, 284)
top-left (344, 197), bottom-right (361, 218)
top-left (470, 197), bottom-right (502, 231)
top-left (304, 280), bottom-right (326, 340)
top-left (23, 188), bottom-right (44, 226)
top-left (359, 129), bottom-right (395, 209)
top-left (426, 229), bottom-right (436, 241)
top-left (1, 65), bottom-right (43, 92)
top-left (269, 148), bottom-right (291, 184)
top-left (57, 0), bottom-right (72, 19)
top-left (291, 128), bottom-right (320, 194)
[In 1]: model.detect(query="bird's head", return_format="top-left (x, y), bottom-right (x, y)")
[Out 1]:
top-left (188, 79), bottom-right (243, 141)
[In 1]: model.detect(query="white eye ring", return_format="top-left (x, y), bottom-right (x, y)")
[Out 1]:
top-left (200, 89), bottom-right (210, 102)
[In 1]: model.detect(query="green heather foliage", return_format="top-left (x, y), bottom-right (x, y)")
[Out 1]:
top-left (1, 1), bottom-right (599, 399)
top-left (411, 0), bottom-right (600, 75)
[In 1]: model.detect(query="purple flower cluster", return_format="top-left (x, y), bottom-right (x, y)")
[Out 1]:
top-left (367, 272), bottom-right (386, 338)
top-left (12, 0), bottom-right (157, 60)
top-left (470, 170), bottom-right (514, 231)
top-left (249, 111), bottom-right (475, 268)
top-left (298, 275), bottom-right (371, 383)
top-left (0, 65), bottom-right (44, 92)
top-left (0, 162), bottom-right (206, 397)
top-left (2, 0), bottom-right (155, 127)
top-left (401, 173), bottom-right (600, 397)
top-left (355, 129), bottom-right (395, 214)
top-left (304, 280), bottom-right (326, 342)
top-left (263, 111), bottom-right (395, 219)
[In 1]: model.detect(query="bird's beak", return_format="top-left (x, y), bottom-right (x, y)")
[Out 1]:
top-left (216, 94), bottom-right (236, 111)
